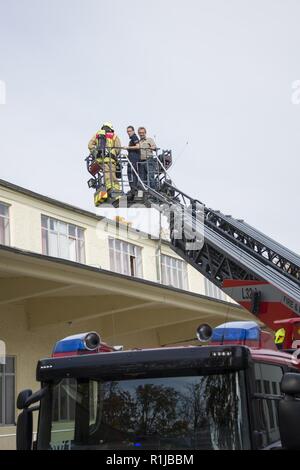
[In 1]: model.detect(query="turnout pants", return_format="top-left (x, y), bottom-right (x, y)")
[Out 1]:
top-left (96, 157), bottom-right (120, 191)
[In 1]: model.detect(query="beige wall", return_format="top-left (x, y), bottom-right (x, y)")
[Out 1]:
top-left (0, 184), bottom-right (230, 301)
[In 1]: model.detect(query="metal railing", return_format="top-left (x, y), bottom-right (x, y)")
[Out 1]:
top-left (85, 147), bottom-right (173, 204)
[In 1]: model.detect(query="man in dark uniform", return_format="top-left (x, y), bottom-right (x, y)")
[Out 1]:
top-left (124, 125), bottom-right (140, 195)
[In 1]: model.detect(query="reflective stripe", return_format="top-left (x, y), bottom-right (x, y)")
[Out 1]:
top-left (96, 157), bottom-right (116, 164)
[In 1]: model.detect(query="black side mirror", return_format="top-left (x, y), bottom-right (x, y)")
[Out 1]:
top-left (17, 389), bottom-right (33, 410)
top-left (16, 389), bottom-right (34, 450)
top-left (16, 386), bottom-right (49, 450)
top-left (279, 373), bottom-right (300, 450)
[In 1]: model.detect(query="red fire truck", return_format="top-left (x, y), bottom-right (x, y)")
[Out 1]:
top-left (16, 321), bottom-right (300, 450)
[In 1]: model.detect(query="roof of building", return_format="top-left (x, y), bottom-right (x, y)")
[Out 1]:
top-left (0, 178), bottom-right (162, 242)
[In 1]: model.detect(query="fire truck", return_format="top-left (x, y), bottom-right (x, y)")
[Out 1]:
top-left (16, 322), bottom-right (300, 450)
top-left (15, 148), bottom-right (300, 450)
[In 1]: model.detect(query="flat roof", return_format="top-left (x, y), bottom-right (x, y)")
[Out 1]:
top-left (0, 179), bottom-right (103, 221)
top-left (0, 178), bottom-right (155, 240)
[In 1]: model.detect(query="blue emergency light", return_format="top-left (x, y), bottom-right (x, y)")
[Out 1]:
top-left (211, 321), bottom-right (261, 343)
top-left (52, 332), bottom-right (101, 356)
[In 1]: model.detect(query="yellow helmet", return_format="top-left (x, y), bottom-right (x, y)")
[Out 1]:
top-left (102, 121), bottom-right (114, 131)
top-left (275, 328), bottom-right (286, 345)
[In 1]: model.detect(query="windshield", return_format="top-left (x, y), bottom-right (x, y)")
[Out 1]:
top-left (37, 373), bottom-right (250, 450)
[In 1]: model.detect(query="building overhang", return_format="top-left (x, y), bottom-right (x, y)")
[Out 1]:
top-left (0, 245), bottom-right (258, 346)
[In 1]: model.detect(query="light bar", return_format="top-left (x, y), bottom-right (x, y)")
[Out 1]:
top-left (211, 321), bottom-right (261, 345)
top-left (52, 332), bottom-right (101, 358)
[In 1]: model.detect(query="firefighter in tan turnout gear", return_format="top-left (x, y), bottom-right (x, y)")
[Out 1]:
top-left (88, 122), bottom-right (121, 204)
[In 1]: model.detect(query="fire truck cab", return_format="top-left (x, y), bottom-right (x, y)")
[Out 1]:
top-left (16, 322), bottom-right (300, 451)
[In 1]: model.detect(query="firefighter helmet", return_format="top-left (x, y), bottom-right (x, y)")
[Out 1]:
top-left (275, 327), bottom-right (286, 345)
top-left (102, 121), bottom-right (114, 131)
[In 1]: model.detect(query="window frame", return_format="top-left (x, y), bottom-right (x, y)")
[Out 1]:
top-left (38, 372), bottom-right (252, 450)
top-left (41, 215), bottom-right (86, 264)
top-left (204, 277), bottom-right (226, 301)
top-left (0, 202), bottom-right (10, 247)
top-left (161, 254), bottom-right (188, 290)
top-left (0, 356), bottom-right (16, 427)
top-left (108, 237), bottom-right (143, 278)
top-left (248, 360), bottom-right (289, 449)
top-left (52, 378), bottom-right (76, 423)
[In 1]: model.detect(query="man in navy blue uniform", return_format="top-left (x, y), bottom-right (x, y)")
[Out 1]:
top-left (124, 125), bottom-right (140, 194)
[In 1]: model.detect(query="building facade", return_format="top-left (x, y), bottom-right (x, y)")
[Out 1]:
top-left (0, 179), bottom-right (252, 449)
top-left (0, 180), bottom-right (231, 299)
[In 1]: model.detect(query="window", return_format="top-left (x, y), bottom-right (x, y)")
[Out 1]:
top-left (253, 363), bottom-right (283, 447)
top-left (0, 357), bottom-right (15, 426)
top-left (52, 379), bottom-right (76, 423)
top-left (204, 278), bottom-right (227, 301)
top-left (41, 215), bottom-right (85, 263)
top-left (41, 373), bottom-right (251, 450)
top-left (161, 254), bottom-right (188, 290)
top-left (50, 379), bottom-right (96, 449)
top-left (0, 203), bottom-right (10, 246)
top-left (108, 238), bottom-right (143, 278)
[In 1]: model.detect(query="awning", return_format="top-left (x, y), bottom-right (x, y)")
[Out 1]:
top-left (0, 245), bottom-right (257, 346)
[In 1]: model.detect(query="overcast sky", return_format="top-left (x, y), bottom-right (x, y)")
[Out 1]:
top-left (0, 0), bottom-right (300, 252)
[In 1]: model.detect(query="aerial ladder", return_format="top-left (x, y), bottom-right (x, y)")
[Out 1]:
top-left (85, 148), bottom-right (300, 333)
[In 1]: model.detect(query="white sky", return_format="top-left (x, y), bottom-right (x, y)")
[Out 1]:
top-left (0, 0), bottom-right (300, 252)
